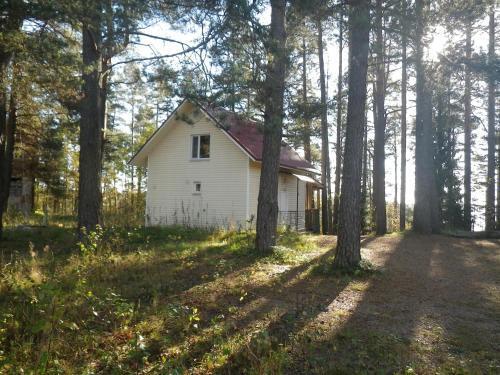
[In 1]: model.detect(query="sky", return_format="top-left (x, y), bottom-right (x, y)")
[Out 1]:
top-left (115, 7), bottom-right (495, 231)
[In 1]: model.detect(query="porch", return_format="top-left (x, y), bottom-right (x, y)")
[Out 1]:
top-left (277, 208), bottom-right (320, 233)
top-left (277, 176), bottom-right (322, 233)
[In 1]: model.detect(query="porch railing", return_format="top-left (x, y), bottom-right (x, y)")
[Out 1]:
top-left (305, 209), bottom-right (320, 233)
top-left (277, 209), bottom-right (320, 233)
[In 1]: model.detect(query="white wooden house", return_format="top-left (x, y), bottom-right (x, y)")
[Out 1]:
top-left (130, 99), bottom-right (322, 231)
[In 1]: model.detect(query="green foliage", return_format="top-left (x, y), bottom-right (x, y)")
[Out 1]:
top-left (0, 226), bottom-right (497, 373)
top-left (312, 258), bottom-right (380, 278)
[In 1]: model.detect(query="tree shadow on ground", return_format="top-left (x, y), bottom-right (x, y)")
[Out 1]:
top-left (290, 233), bottom-right (500, 373)
top-left (82, 234), bottom-right (263, 304)
top-left (139, 243), bottom-right (347, 373)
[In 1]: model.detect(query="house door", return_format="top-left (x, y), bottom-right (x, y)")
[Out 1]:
top-left (278, 190), bottom-right (288, 212)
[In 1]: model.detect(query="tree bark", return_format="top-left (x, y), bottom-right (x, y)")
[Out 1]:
top-left (255, 0), bottom-right (287, 252)
top-left (0, 3), bottom-right (24, 239)
top-left (394, 136), bottom-right (398, 207)
top-left (485, 4), bottom-right (496, 231)
top-left (399, 0), bottom-right (407, 231)
top-left (373, 0), bottom-right (387, 235)
top-left (413, 0), bottom-right (440, 234)
top-left (317, 18), bottom-right (330, 234)
top-left (497, 130), bottom-right (500, 230)
top-left (463, 19), bottom-right (472, 231)
top-left (78, 16), bottom-right (104, 232)
top-left (361, 116), bottom-right (368, 232)
top-left (0, 74), bottom-right (17, 239)
top-left (333, 8), bottom-right (344, 234)
top-left (301, 35), bottom-right (311, 162)
top-left (333, 0), bottom-right (370, 269)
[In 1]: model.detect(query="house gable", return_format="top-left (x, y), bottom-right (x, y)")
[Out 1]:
top-left (130, 100), bottom-right (253, 167)
top-left (130, 99), bottom-right (318, 176)
top-left (144, 101), bottom-right (250, 227)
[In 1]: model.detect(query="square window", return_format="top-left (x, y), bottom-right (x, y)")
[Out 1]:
top-left (191, 135), bottom-right (210, 159)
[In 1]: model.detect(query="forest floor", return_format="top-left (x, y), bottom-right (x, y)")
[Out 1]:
top-left (0, 226), bottom-right (499, 373)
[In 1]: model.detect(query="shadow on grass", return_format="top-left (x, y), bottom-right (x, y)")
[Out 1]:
top-left (150, 243), bottom-right (357, 373)
top-left (290, 232), bottom-right (500, 373)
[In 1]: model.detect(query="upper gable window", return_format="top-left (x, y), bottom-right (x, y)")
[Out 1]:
top-left (191, 135), bottom-right (210, 159)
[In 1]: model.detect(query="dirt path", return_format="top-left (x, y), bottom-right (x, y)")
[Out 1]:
top-left (291, 233), bottom-right (500, 373)
top-left (166, 232), bottom-right (500, 373)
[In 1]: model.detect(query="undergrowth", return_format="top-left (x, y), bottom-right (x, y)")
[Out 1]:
top-left (0, 225), bottom-right (318, 373)
top-left (0, 225), bottom-right (495, 373)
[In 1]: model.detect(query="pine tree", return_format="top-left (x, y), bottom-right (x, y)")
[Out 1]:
top-left (334, 0), bottom-right (370, 269)
top-left (0, 1), bottom-right (26, 238)
top-left (317, 18), bottom-right (331, 234)
top-left (413, 0), bottom-right (440, 234)
top-left (255, 0), bottom-right (288, 252)
top-left (463, 17), bottom-right (473, 231)
top-left (373, 0), bottom-right (387, 235)
top-left (485, 1), bottom-right (496, 231)
top-left (77, 0), bottom-right (150, 232)
top-left (399, 0), bottom-right (408, 231)
top-left (434, 58), bottom-right (465, 229)
top-left (332, 7), bottom-right (344, 234)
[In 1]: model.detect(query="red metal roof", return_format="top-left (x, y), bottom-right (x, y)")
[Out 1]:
top-left (202, 105), bottom-right (317, 173)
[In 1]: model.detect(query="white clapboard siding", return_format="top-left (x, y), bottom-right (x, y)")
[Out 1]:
top-left (146, 105), bottom-right (248, 228)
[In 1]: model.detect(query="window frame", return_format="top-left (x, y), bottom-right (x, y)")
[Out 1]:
top-left (191, 134), bottom-right (211, 160)
top-left (193, 181), bottom-right (202, 195)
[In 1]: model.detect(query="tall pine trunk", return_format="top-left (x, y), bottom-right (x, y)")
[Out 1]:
top-left (255, 0), bottom-right (287, 252)
top-left (318, 18), bottom-right (330, 234)
top-left (399, 0), bottom-right (407, 231)
top-left (78, 16), bottom-right (104, 232)
top-left (0, 72), bottom-right (17, 240)
top-left (413, 0), bottom-right (439, 234)
top-left (373, 0), bottom-right (387, 235)
top-left (394, 136), bottom-right (398, 207)
top-left (0, 4), bottom-right (23, 239)
top-left (302, 36), bottom-right (311, 162)
top-left (497, 121), bottom-right (500, 229)
top-left (333, 8), bottom-right (344, 234)
top-left (485, 4), bottom-right (496, 231)
top-left (333, 0), bottom-right (370, 269)
top-left (0, 57), bottom-right (11, 239)
top-left (463, 19), bottom-right (472, 231)
top-left (361, 118), bottom-right (369, 232)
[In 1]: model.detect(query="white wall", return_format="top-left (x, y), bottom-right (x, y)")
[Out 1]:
top-left (248, 163), bottom-right (306, 230)
top-left (146, 103), bottom-right (249, 228)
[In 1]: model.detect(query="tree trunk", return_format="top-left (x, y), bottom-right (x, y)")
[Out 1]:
top-left (333, 8), bottom-right (344, 234)
top-left (255, 0), bottom-right (287, 252)
top-left (399, 0), bottom-right (407, 231)
top-left (373, 0), bottom-right (387, 235)
top-left (0, 59), bottom-right (10, 239)
top-left (78, 18), bottom-right (104, 232)
top-left (413, 0), bottom-right (439, 234)
top-left (302, 35), bottom-right (311, 162)
top-left (333, 0), bottom-right (370, 269)
top-left (0, 74), bottom-right (17, 239)
top-left (485, 4), bottom-right (496, 231)
top-left (394, 136), bottom-right (398, 207)
top-left (317, 18), bottom-right (330, 235)
top-left (0, 4), bottom-right (24, 239)
top-left (497, 129), bottom-right (500, 230)
top-left (463, 19), bottom-right (472, 231)
top-left (361, 116), bottom-right (368, 232)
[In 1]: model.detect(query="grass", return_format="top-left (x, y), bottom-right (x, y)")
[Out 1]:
top-left (0, 225), bottom-right (498, 373)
